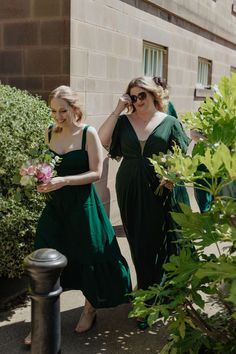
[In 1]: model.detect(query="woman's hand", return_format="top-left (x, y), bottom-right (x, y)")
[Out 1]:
top-left (160, 178), bottom-right (174, 190)
top-left (114, 94), bottom-right (132, 115)
top-left (37, 177), bottom-right (66, 193)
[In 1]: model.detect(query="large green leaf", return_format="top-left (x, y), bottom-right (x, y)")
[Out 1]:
top-left (196, 261), bottom-right (236, 281)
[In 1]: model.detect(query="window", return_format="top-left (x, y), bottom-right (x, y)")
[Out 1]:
top-left (195, 57), bottom-right (213, 100)
top-left (143, 41), bottom-right (168, 80)
top-left (197, 57), bottom-right (212, 88)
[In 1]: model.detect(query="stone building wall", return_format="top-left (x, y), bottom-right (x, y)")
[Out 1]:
top-left (146, 0), bottom-right (236, 44)
top-left (70, 0), bottom-right (236, 223)
top-left (0, 0), bottom-right (70, 99)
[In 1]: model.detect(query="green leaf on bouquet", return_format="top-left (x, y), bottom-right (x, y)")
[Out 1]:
top-left (151, 145), bottom-right (200, 183)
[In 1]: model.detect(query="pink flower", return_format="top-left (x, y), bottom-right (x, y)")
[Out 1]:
top-left (19, 167), bottom-right (28, 176)
top-left (20, 164), bottom-right (37, 176)
top-left (19, 152), bottom-right (60, 188)
top-left (36, 164), bottom-right (53, 183)
top-left (27, 165), bottom-right (37, 175)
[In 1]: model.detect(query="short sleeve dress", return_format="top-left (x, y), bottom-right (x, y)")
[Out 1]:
top-left (109, 114), bottom-right (190, 290)
top-left (35, 125), bottom-right (132, 308)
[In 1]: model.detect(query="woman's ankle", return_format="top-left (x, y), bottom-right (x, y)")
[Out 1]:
top-left (83, 299), bottom-right (96, 314)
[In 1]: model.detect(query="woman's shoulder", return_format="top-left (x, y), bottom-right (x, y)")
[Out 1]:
top-left (162, 113), bottom-right (177, 124)
top-left (82, 124), bottom-right (96, 134)
top-left (83, 125), bottom-right (100, 141)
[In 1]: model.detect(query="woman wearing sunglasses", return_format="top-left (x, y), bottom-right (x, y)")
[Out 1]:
top-left (98, 77), bottom-right (190, 328)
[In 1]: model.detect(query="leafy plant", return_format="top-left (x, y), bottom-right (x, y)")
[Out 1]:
top-left (130, 74), bottom-right (236, 353)
top-left (181, 74), bottom-right (236, 148)
top-left (0, 84), bottom-right (52, 278)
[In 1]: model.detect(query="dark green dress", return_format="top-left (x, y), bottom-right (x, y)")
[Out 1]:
top-left (167, 101), bottom-right (178, 119)
top-left (35, 126), bottom-right (132, 308)
top-left (109, 115), bottom-right (190, 290)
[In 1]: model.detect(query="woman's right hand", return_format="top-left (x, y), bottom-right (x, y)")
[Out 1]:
top-left (114, 94), bottom-right (132, 115)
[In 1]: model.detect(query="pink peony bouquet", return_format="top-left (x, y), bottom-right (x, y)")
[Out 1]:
top-left (19, 152), bottom-right (61, 188)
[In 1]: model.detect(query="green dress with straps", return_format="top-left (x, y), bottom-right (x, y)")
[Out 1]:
top-left (109, 115), bottom-right (190, 290)
top-left (35, 125), bottom-right (132, 308)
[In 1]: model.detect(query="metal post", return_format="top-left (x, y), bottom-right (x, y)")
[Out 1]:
top-left (24, 248), bottom-right (67, 354)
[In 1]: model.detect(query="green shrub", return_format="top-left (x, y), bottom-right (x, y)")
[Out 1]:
top-left (0, 84), bottom-right (51, 278)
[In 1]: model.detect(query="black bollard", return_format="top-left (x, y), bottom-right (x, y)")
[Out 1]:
top-left (24, 248), bottom-right (67, 354)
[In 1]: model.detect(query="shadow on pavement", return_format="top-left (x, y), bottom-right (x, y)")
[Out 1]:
top-left (0, 303), bottom-right (167, 354)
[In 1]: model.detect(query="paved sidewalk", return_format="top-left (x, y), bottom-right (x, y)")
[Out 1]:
top-left (0, 237), bottom-right (168, 354)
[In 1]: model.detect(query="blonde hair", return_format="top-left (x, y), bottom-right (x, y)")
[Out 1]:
top-left (48, 85), bottom-right (83, 132)
top-left (125, 76), bottom-right (166, 113)
top-left (152, 76), bottom-right (169, 109)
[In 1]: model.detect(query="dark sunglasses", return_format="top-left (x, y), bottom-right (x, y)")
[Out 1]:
top-left (129, 91), bottom-right (147, 104)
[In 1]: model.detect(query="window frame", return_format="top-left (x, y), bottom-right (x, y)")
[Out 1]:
top-left (143, 41), bottom-right (168, 82)
top-left (197, 57), bottom-right (212, 88)
top-left (195, 57), bottom-right (213, 100)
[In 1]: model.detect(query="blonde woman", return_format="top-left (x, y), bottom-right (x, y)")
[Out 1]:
top-left (98, 77), bottom-right (189, 329)
top-left (24, 86), bottom-right (131, 345)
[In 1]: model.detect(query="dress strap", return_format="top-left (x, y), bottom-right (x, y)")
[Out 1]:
top-left (81, 125), bottom-right (89, 150)
top-left (48, 124), bottom-right (54, 142)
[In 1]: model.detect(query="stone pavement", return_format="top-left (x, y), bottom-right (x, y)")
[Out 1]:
top-left (0, 236), bottom-right (168, 354)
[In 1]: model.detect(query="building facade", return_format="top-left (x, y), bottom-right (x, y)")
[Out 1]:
top-left (1, 0), bottom-right (236, 223)
top-left (0, 0), bottom-right (70, 98)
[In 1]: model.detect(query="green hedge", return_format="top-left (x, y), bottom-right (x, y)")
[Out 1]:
top-left (0, 85), bottom-right (52, 278)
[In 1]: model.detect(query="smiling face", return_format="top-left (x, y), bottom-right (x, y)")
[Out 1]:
top-left (50, 97), bottom-right (75, 128)
top-left (129, 86), bottom-right (155, 112)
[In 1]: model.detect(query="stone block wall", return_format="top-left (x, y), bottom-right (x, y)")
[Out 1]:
top-left (0, 0), bottom-right (70, 99)
top-left (146, 0), bottom-right (236, 44)
top-left (70, 0), bottom-right (236, 224)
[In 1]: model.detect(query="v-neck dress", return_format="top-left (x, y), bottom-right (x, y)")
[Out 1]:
top-left (109, 114), bottom-right (190, 290)
top-left (35, 125), bottom-right (132, 308)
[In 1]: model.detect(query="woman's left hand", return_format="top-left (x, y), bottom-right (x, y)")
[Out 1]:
top-left (160, 178), bottom-right (174, 190)
top-left (37, 177), bottom-right (66, 193)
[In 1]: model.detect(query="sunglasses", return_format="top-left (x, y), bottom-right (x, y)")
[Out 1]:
top-left (129, 91), bottom-right (147, 104)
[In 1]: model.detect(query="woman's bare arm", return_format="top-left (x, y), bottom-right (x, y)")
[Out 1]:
top-left (98, 94), bottom-right (131, 147)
